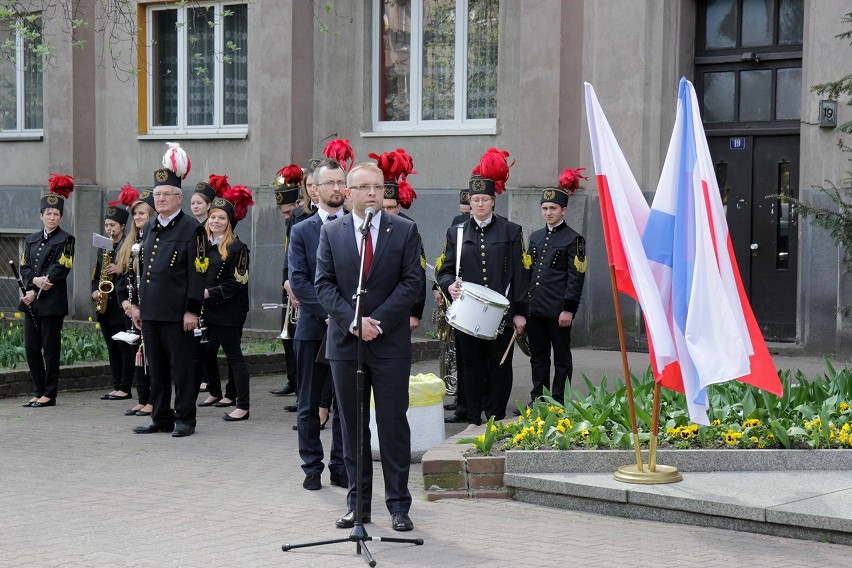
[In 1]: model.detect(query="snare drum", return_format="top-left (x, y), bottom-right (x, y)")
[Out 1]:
top-left (445, 282), bottom-right (509, 340)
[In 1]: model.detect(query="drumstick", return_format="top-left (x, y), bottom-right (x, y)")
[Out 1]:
top-left (500, 329), bottom-right (519, 365)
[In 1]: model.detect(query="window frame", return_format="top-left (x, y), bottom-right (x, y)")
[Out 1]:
top-left (0, 16), bottom-right (44, 140)
top-left (369, 0), bottom-right (498, 136)
top-left (143, 1), bottom-right (248, 137)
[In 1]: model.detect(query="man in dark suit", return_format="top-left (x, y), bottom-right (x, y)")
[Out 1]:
top-left (289, 158), bottom-right (347, 491)
top-left (315, 162), bottom-right (424, 532)
top-left (131, 146), bottom-right (207, 438)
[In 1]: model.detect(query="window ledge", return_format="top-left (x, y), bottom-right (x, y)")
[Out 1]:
top-left (0, 134), bottom-right (44, 142)
top-left (362, 126), bottom-right (497, 138)
top-left (137, 131), bottom-right (248, 141)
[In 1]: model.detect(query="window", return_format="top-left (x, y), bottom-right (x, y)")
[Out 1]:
top-left (372, 0), bottom-right (499, 134)
top-left (144, 2), bottom-right (248, 135)
top-left (0, 16), bottom-right (44, 137)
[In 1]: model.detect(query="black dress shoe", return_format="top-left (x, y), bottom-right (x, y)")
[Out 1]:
top-left (171, 424), bottom-right (195, 437)
top-left (100, 392), bottom-right (114, 400)
top-left (223, 411), bottom-right (250, 422)
top-left (444, 414), bottom-right (465, 423)
top-left (213, 399), bottom-right (235, 407)
top-left (31, 399), bottom-right (56, 408)
top-left (335, 510), bottom-right (370, 528)
top-left (107, 393), bottom-right (132, 400)
top-left (22, 400), bottom-right (36, 407)
top-left (443, 401), bottom-right (457, 411)
top-left (283, 404), bottom-right (297, 412)
top-left (391, 512), bottom-right (414, 532)
top-left (133, 422), bottom-right (173, 434)
top-left (125, 408), bottom-right (142, 416)
top-left (197, 397), bottom-right (221, 407)
top-left (329, 471), bottom-right (349, 488)
top-left (269, 384), bottom-right (296, 396)
top-left (303, 472), bottom-right (321, 491)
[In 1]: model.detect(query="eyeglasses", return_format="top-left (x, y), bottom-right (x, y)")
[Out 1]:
top-left (350, 184), bottom-right (384, 193)
top-left (470, 197), bottom-right (493, 205)
top-left (152, 191), bottom-right (181, 199)
top-left (317, 180), bottom-right (346, 189)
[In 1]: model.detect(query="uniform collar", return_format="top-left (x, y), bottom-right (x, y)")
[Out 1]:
top-left (547, 220), bottom-right (565, 233)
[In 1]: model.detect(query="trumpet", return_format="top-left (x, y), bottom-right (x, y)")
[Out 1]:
top-left (280, 295), bottom-right (299, 340)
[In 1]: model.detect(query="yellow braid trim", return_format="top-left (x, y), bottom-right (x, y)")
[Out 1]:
top-left (435, 253), bottom-right (445, 272)
top-left (234, 267), bottom-right (249, 284)
top-left (574, 255), bottom-right (587, 274)
top-left (522, 252), bottom-right (532, 270)
top-left (58, 252), bottom-right (73, 268)
top-left (195, 257), bottom-right (209, 273)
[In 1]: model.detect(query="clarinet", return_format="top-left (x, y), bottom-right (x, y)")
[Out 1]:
top-left (9, 260), bottom-right (40, 332)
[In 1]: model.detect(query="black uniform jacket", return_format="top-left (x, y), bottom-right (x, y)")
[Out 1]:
top-left (204, 238), bottom-right (250, 328)
top-left (436, 214), bottom-right (529, 318)
top-left (136, 211), bottom-right (206, 321)
top-left (91, 236), bottom-right (128, 326)
top-left (19, 227), bottom-right (74, 317)
top-left (526, 222), bottom-right (586, 318)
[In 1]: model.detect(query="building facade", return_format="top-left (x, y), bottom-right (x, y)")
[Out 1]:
top-left (0, 0), bottom-right (850, 354)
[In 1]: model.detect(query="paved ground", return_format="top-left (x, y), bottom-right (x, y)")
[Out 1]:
top-left (1, 348), bottom-right (849, 567)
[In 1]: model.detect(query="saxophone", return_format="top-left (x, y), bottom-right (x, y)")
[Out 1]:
top-left (95, 234), bottom-right (115, 314)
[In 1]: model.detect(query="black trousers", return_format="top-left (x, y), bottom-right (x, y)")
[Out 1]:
top-left (135, 364), bottom-right (150, 406)
top-left (330, 356), bottom-right (412, 515)
top-left (451, 329), bottom-right (467, 416)
top-left (281, 306), bottom-right (297, 388)
top-left (458, 322), bottom-right (515, 424)
top-left (295, 339), bottom-right (344, 476)
top-left (99, 321), bottom-right (135, 393)
top-left (142, 320), bottom-right (197, 427)
top-left (204, 325), bottom-right (250, 410)
top-left (24, 314), bottom-right (64, 399)
top-left (526, 316), bottom-right (573, 403)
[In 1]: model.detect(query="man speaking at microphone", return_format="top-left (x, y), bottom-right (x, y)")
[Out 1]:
top-left (315, 162), bottom-right (425, 532)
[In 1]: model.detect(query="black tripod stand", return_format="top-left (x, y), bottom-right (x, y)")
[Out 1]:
top-left (282, 208), bottom-right (424, 566)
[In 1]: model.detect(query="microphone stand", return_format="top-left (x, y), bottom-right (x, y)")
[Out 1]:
top-left (283, 213), bottom-right (423, 566)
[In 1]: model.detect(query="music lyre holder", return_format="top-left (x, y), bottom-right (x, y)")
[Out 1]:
top-left (282, 213), bottom-right (423, 566)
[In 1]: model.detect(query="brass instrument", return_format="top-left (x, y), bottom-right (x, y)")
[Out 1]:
top-left (279, 295), bottom-right (299, 340)
top-left (431, 290), bottom-right (457, 396)
top-left (95, 232), bottom-right (115, 314)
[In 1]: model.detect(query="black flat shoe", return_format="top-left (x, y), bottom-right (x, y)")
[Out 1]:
top-left (391, 512), bottom-right (414, 532)
top-left (107, 393), bottom-right (132, 400)
top-left (22, 400), bottom-right (37, 407)
top-left (223, 411), bottom-right (249, 422)
top-left (197, 398), bottom-right (221, 407)
top-left (100, 392), bottom-right (115, 400)
top-left (31, 399), bottom-right (56, 408)
top-left (135, 410), bottom-right (152, 416)
top-left (213, 400), bottom-right (235, 407)
top-left (125, 408), bottom-right (142, 416)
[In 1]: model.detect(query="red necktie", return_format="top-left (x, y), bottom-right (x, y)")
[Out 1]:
top-left (363, 229), bottom-right (373, 275)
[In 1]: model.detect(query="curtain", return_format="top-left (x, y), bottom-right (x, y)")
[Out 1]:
top-left (223, 3), bottom-right (248, 126)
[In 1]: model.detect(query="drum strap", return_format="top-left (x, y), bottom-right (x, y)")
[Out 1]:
top-left (455, 225), bottom-right (463, 279)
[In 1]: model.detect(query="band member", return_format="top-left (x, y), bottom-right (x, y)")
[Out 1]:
top-left (270, 164), bottom-right (304, 399)
top-left (94, 185), bottom-right (137, 401)
top-left (373, 148), bottom-right (425, 330)
top-left (315, 161), bottom-right (424, 532)
top-left (198, 186), bottom-right (254, 421)
top-left (131, 143), bottom-right (206, 438)
top-left (436, 148), bottom-right (529, 425)
top-left (20, 174), bottom-right (75, 408)
top-left (289, 158), bottom-right (348, 491)
top-left (116, 189), bottom-right (156, 416)
top-left (523, 168), bottom-right (587, 407)
top-left (190, 179), bottom-right (217, 225)
top-left (439, 189), bottom-right (472, 424)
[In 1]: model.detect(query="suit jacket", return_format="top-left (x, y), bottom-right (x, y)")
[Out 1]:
top-left (19, 227), bottom-right (74, 317)
top-left (204, 238), bottom-right (250, 327)
top-left (436, 214), bottom-right (529, 318)
top-left (282, 204), bottom-right (316, 297)
top-left (288, 213), bottom-right (329, 341)
top-left (315, 212), bottom-right (425, 360)
top-left (137, 211), bottom-right (207, 322)
top-left (527, 223), bottom-right (586, 317)
top-left (399, 212), bottom-right (426, 320)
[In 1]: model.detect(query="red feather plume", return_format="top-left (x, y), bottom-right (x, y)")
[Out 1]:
top-left (323, 138), bottom-right (355, 170)
top-left (558, 167), bottom-right (588, 195)
top-left (398, 176), bottom-right (417, 209)
top-left (277, 164), bottom-right (304, 186)
top-left (208, 174), bottom-right (231, 198)
top-left (224, 184), bottom-right (255, 222)
top-left (477, 148), bottom-right (514, 195)
top-left (110, 183), bottom-right (139, 207)
top-left (48, 173), bottom-right (74, 199)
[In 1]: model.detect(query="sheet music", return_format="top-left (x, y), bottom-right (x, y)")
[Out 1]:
top-left (92, 233), bottom-right (113, 250)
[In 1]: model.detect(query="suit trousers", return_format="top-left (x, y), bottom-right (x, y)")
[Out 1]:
top-left (526, 316), bottom-right (573, 404)
top-left (330, 356), bottom-right (412, 515)
top-left (142, 320), bottom-right (197, 427)
top-left (458, 324), bottom-right (515, 424)
top-left (204, 325), bottom-right (250, 410)
top-left (99, 321), bottom-right (136, 393)
top-left (281, 306), bottom-right (297, 388)
top-left (295, 339), bottom-right (345, 476)
top-left (24, 314), bottom-right (64, 399)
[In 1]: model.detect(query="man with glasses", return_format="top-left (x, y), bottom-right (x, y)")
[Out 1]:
top-left (315, 162), bottom-right (424, 532)
top-left (289, 158), bottom-right (348, 491)
top-left (436, 161), bottom-right (529, 426)
top-left (131, 144), bottom-right (207, 438)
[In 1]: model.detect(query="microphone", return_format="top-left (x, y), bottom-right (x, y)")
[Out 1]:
top-left (360, 207), bottom-right (376, 234)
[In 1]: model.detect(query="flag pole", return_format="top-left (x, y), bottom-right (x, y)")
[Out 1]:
top-left (607, 264), bottom-right (644, 472)
top-left (649, 381), bottom-right (662, 471)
